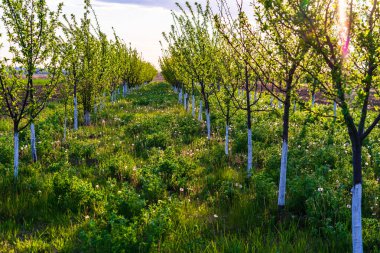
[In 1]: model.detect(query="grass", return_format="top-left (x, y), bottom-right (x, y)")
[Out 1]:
top-left (0, 82), bottom-right (379, 252)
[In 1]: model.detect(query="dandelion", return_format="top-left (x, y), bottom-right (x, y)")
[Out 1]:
top-left (347, 204), bottom-right (351, 209)
top-left (37, 190), bottom-right (42, 195)
top-left (85, 215), bottom-right (90, 219)
top-left (180, 187), bottom-right (184, 192)
top-left (318, 187), bottom-right (324, 192)
top-left (117, 190), bottom-right (122, 194)
top-left (95, 184), bottom-right (99, 189)
top-left (213, 214), bottom-right (218, 218)
top-left (365, 162), bottom-right (368, 166)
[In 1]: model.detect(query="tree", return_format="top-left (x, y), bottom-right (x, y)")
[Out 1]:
top-left (164, 1), bottom-right (219, 140)
top-left (61, 14), bottom-right (85, 132)
top-left (215, 2), bottom-right (261, 175)
top-left (273, 0), bottom-right (380, 251)
top-left (1, 0), bottom-right (62, 174)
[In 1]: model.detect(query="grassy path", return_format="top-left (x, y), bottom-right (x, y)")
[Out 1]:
top-left (0, 82), bottom-right (378, 252)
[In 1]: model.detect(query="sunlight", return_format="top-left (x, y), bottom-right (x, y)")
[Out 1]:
top-left (337, 0), bottom-right (350, 57)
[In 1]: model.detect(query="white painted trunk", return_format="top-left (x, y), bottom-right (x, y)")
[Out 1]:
top-left (277, 140), bottom-right (288, 207)
top-left (192, 95), bottom-right (195, 117)
top-left (123, 84), bottom-right (127, 97)
top-left (225, 124), bottom-right (229, 155)
top-left (185, 94), bottom-right (189, 111)
top-left (198, 101), bottom-right (203, 122)
top-left (206, 110), bottom-right (211, 140)
top-left (30, 123), bottom-right (37, 162)
top-left (278, 101), bottom-right (282, 109)
top-left (312, 94), bottom-right (316, 107)
top-left (184, 93), bottom-right (187, 109)
top-left (334, 101), bottom-right (337, 118)
top-left (14, 132), bottom-right (19, 178)
top-left (247, 128), bottom-right (253, 176)
top-left (179, 89), bottom-right (183, 103)
top-left (84, 111), bottom-right (91, 126)
top-left (94, 104), bottom-right (97, 114)
top-left (74, 96), bottom-right (78, 130)
top-left (352, 183), bottom-right (363, 253)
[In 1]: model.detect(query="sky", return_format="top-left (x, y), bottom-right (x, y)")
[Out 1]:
top-left (0, 0), bottom-right (250, 70)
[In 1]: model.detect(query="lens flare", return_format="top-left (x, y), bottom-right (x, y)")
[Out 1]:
top-left (338, 0), bottom-right (350, 57)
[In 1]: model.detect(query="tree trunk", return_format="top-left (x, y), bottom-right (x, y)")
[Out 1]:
top-left (84, 111), bottom-right (91, 126)
top-left (351, 143), bottom-right (363, 253)
top-left (352, 183), bottom-right (363, 253)
top-left (185, 94), bottom-right (189, 111)
top-left (334, 101), bottom-right (337, 118)
top-left (192, 95), bottom-right (195, 117)
top-left (245, 66), bottom-right (253, 176)
top-left (277, 90), bottom-right (291, 210)
top-left (74, 96), bottom-right (78, 131)
top-left (30, 122), bottom-right (37, 162)
top-left (179, 89), bottom-right (182, 103)
top-left (198, 100), bottom-right (203, 122)
top-left (312, 93), bottom-right (316, 107)
top-left (14, 130), bottom-right (19, 179)
top-left (206, 108), bottom-right (211, 140)
top-left (63, 101), bottom-right (67, 142)
top-left (183, 93), bottom-right (187, 110)
top-left (225, 124), bottom-right (229, 155)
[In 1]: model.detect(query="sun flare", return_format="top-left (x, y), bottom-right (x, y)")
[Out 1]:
top-left (337, 0), bottom-right (350, 57)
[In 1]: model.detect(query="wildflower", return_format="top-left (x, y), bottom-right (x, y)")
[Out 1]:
top-left (347, 204), bottom-right (351, 209)
top-left (133, 167), bottom-right (137, 171)
top-left (318, 187), bottom-right (324, 192)
top-left (180, 187), bottom-right (184, 192)
top-left (37, 190), bottom-right (42, 195)
top-left (213, 214), bottom-right (218, 218)
top-left (95, 184), bottom-right (99, 189)
top-left (85, 215), bottom-right (90, 219)
top-left (365, 162), bottom-right (368, 166)
top-left (117, 190), bottom-right (122, 194)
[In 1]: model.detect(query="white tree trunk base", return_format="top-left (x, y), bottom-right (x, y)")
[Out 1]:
top-left (247, 128), bottom-right (253, 176)
top-left (225, 125), bottom-right (229, 155)
top-left (206, 111), bottom-right (211, 140)
top-left (352, 183), bottom-right (363, 253)
top-left (31, 123), bottom-right (37, 162)
top-left (74, 96), bottom-right (78, 130)
top-left (277, 140), bottom-right (288, 207)
top-left (14, 132), bottom-right (19, 178)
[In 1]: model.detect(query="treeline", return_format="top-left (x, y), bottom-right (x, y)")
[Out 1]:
top-left (0, 0), bottom-right (157, 177)
top-left (160, 1), bottom-right (380, 252)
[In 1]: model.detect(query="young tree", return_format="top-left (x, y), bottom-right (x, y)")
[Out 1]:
top-left (274, 0), bottom-right (380, 251)
top-left (61, 14), bottom-right (85, 132)
top-left (215, 3), bottom-right (261, 175)
top-left (1, 0), bottom-right (63, 167)
top-left (164, 1), bottom-right (219, 140)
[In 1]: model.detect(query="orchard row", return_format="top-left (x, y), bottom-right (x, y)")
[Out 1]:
top-left (0, 0), bottom-right (157, 178)
top-left (159, 1), bottom-right (380, 252)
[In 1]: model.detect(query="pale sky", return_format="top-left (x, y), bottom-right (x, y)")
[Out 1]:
top-left (0, 0), bottom-right (250, 69)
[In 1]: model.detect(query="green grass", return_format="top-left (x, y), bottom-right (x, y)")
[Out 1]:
top-left (0, 82), bottom-right (379, 252)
